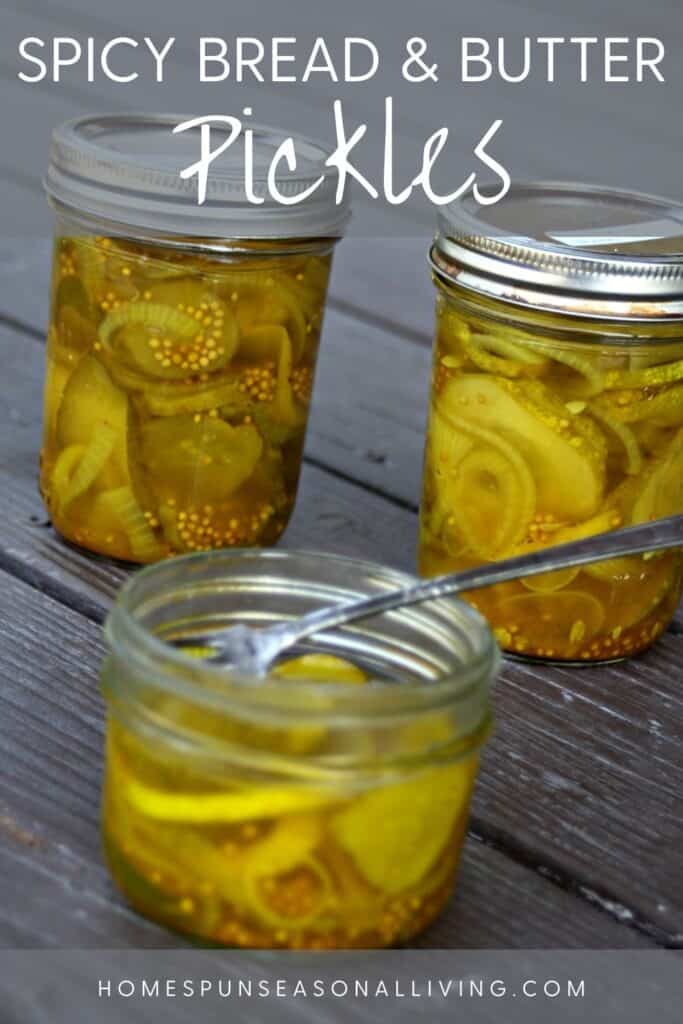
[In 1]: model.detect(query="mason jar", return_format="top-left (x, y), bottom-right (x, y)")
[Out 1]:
top-left (40, 114), bottom-right (349, 563)
top-left (419, 183), bottom-right (683, 663)
top-left (100, 549), bottom-right (497, 949)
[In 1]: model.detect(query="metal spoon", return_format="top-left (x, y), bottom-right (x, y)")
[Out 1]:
top-left (175, 515), bottom-right (683, 675)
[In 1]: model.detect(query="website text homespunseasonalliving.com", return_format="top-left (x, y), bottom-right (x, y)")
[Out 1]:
top-left (97, 975), bottom-right (586, 1002)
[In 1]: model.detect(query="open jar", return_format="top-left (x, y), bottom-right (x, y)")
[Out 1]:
top-left (420, 183), bottom-right (683, 663)
top-left (40, 115), bottom-right (349, 562)
top-left (100, 550), bottom-right (497, 949)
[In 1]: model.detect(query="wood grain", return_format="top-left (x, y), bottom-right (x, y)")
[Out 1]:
top-left (0, 569), bottom-right (652, 949)
top-left (0, 318), bottom-right (681, 942)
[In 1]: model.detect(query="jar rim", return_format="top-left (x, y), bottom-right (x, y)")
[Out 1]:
top-left (430, 250), bottom-right (683, 332)
top-left (46, 113), bottom-right (351, 241)
top-left (433, 181), bottom-right (683, 322)
top-left (103, 548), bottom-right (498, 729)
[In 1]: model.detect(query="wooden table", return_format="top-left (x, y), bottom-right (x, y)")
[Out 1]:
top-left (0, 237), bottom-right (681, 951)
top-left (1, 0), bottom-right (682, 952)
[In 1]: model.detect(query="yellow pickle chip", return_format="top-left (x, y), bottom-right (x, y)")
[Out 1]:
top-left (330, 760), bottom-right (475, 894)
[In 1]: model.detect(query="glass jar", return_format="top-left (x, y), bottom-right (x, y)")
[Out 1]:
top-left (419, 183), bottom-right (683, 663)
top-left (100, 549), bottom-right (497, 949)
top-left (40, 115), bottom-right (349, 562)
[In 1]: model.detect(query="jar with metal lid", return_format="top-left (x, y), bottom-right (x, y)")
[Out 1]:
top-left (100, 549), bottom-right (497, 949)
top-left (40, 114), bottom-right (349, 563)
top-left (420, 183), bottom-right (683, 663)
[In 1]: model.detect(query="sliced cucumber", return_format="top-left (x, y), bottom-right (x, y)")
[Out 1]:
top-left (605, 359), bottom-right (683, 390)
top-left (273, 654), bottom-right (368, 684)
top-left (448, 433), bottom-right (536, 557)
top-left (544, 348), bottom-right (604, 396)
top-left (95, 486), bottom-right (167, 562)
top-left (99, 300), bottom-right (238, 381)
top-left (589, 400), bottom-right (643, 475)
top-left (57, 357), bottom-right (129, 489)
top-left (142, 376), bottom-right (249, 418)
top-left (50, 445), bottom-right (86, 506)
top-left (244, 819), bottom-right (332, 927)
top-left (122, 778), bottom-right (338, 824)
top-left (57, 356), bottom-right (128, 448)
top-left (615, 386), bottom-right (683, 429)
top-left (438, 376), bottom-right (606, 521)
top-left (632, 428), bottom-right (683, 522)
top-left (140, 415), bottom-right (264, 506)
top-left (58, 425), bottom-right (117, 512)
top-left (331, 761), bottom-right (473, 894)
top-left (497, 590), bottom-right (606, 652)
top-left (239, 323), bottom-right (289, 363)
top-left (463, 330), bottom-right (550, 379)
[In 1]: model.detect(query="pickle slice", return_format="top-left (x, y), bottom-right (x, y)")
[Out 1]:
top-left (50, 444), bottom-right (86, 505)
top-left (142, 376), bottom-right (249, 418)
top-left (331, 762), bottom-right (473, 894)
top-left (450, 438), bottom-right (536, 557)
top-left (156, 447), bottom-right (286, 553)
top-left (99, 300), bottom-right (238, 380)
top-left (605, 359), bottom-right (683, 390)
top-left (57, 356), bottom-right (128, 446)
top-left (544, 348), bottom-right (604, 396)
top-left (613, 386), bottom-right (683, 429)
top-left (438, 309), bottom-right (470, 357)
top-left (588, 553), bottom-right (676, 630)
top-left (497, 590), bottom-right (606, 652)
top-left (522, 565), bottom-right (580, 593)
top-left (588, 400), bottom-right (642, 475)
top-left (463, 330), bottom-right (550, 379)
top-left (247, 856), bottom-right (333, 929)
top-left (58, 425), bottom-right (117, 512)
top-left (239, 324), bottom-right (289, 363)
top-left (272, 329), bottom-right (304, 428)
top-left (71, 237), bottom-right (139, 307)
top-left (54, 277), bottom-right (97, 355)
top-left (438, 376), bottom-right (606, 520)
top-left (140, 415), bottom-right (263, 507)
top-left (122, 778), bottom-right (339, 824)
top-left (552, 510), bottom-right (617, 543)
top-left (223, 274), bottom-right (307, 362)
top-left (56, 356), bottom-right (130, 487)
top-left (243, 817), bottom-right (331, 927)
top-left (273, 654), bottom-right (368, 684)
top-left (632, 428), bottom-right (683, 522)
top-left (95, 486), bottom-right (167, 562)
top-left (42, 358), bottom-right (72, 437)
top-left (423, 408), bottom-right (475, 555)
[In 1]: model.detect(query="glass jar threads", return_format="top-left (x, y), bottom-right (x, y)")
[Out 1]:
top-left (420, 183), bottom-right (683, 663)
top-left (100, 549), bottom-right (497, 949)
top-left (40, 115), bottom-right (349, 562)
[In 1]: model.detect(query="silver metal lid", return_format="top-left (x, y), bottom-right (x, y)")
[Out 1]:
top-left (432, 182), bottom-right (683, 320)
top-left (46, 114), bottom-right (349, 241)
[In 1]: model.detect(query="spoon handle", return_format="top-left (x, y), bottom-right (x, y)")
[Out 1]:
top-left (273, 514), bottom-right (683, 650)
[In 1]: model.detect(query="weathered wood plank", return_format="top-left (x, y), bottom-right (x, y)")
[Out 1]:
top-left (0, 318), bottom-right (681, 940)
top-left (0, 570), bottom-right (652, 949)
